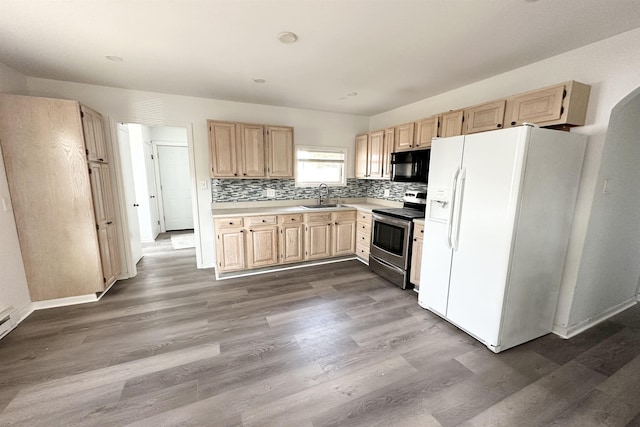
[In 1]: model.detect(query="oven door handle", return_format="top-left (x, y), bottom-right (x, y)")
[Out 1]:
top-left (447, 167), bottom-right (461, 249)
top-left (372, 213), bottom-right (411, 229)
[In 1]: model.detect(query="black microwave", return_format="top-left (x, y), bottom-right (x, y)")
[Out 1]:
top-left (390, 150), bottom-right (430, 183)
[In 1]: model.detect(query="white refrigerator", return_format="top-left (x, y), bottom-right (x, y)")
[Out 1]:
top-left (418, 126), bottom-right (586, 352)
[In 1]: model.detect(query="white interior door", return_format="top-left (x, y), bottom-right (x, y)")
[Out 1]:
top-left (144, 141), bottom-right (160, 239)
top-left (117, 124), bottom-right (143, 266)
top-left (157, 145), bottom-right (193, 231)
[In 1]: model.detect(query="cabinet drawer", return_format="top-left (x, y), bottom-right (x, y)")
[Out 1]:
top-left (332, 210), bottom-right (356, 221)
top-left (215, 217), bottom-right (244, 228)
top-left (356, 243), bottom-right (370, 260)
top-left (279, 214), bottom-right (303, 224)
top-left (357, 220), bottom-right (371, 233)
top-left (245, 215), bottom-right (277, 226)
top-left (304, 212), bottom-right (332, 223)
top-left (357, 231), bottom-right (371, 246)
top-left (357, 211), bottom-right (372, 223)
top-left (414, 222), bottom-right (424, 237)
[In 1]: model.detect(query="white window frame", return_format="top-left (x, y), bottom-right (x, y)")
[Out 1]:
top-left (295, 145), bottom-right (348, 187)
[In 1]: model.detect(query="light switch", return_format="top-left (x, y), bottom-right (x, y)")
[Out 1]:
top-left (2, 197), bottom-right (10, 212)
top-left (200, 180), bottom-right (209, 190)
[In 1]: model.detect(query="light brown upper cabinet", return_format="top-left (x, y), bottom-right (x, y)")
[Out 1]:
top-left (382, 127), bottom-right (394, 179)
top-left (267, 126), bottom-right (294, 178)
top-left (355, 133), bottom-right (369, 179)
top-left (394, 122), bottom-right (415, 151)
top-left (464, 100), bottom-right (506, 134)
top-left (355, 131), bottom-right (385, 179)
top-left (504, 81), bottom-right (591, 129)
top-left (209, 121), bottom-right (239, 177)
top-left (239, 123), bottom-right (266, 178)
top-left (440, 110), bottom-right (465, 138)
top-left (209, 120), bottom-right (294, 179)
top-left (414, 115), bottom-right (439, 149)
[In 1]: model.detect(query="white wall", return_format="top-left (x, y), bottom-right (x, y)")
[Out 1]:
top-left (371, 27), bottom-right (640, 334)
top-left (24, 78), bottom-right (369, 268)
top-left (150, 126), bottom-right (187, 143)
top-left (567, 88), bottom-right (640, 329)
top-left (0, 63), bottom-right (32, 321)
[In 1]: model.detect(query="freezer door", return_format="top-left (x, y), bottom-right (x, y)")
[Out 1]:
top-left (446, 127), bottom-right (528, 347)
top-left (418, 136), bottom-right (464, 314)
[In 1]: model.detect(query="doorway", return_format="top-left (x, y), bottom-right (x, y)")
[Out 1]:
top-left (116, 122), bottom-right (197, 277)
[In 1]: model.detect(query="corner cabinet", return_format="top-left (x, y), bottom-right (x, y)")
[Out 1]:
top-left (0, 94), bottom-right (120, 301)
top-left (208, 120), bottom-right (294, 179)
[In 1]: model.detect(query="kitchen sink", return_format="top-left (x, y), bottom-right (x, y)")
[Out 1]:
top-left (299, 204), bottom-right (345, 209)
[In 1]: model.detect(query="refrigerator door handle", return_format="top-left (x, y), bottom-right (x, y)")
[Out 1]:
top-left (452, 167), bottom-right (466, 251)
top-left (447, 167), bottom-right (461, 249)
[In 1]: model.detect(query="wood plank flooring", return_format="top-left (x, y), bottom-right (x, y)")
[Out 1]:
top-left (2, 231), bottom-right (640, 426)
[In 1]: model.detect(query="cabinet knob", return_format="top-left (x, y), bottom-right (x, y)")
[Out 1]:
top-left (229, 222), bottom-right (233, 225)
top-left (234, 173), bottom-right (237, 176)
top-left (511, 121), bottom-right (516, 126)
top-left (291, 218), bottom-right (295, 221)
top-left (243, 173), bottom-right (247, 176)
top-left (497, 124), bottom-right (502, 128)
top-left (262, 219), bottom-right (266, 222)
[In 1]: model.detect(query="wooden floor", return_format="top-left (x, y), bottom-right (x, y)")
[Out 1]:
top-left (2, 232), bottom-right (640, 426)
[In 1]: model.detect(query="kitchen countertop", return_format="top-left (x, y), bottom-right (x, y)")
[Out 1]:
top-left (211, 198), bottom-right (402, 218)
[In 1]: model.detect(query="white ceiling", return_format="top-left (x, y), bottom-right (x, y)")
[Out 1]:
top-left (2, 0), bottom-right (640, 116)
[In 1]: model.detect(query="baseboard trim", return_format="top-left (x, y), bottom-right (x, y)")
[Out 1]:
top-left (552, 296), bottom-right (638, 339)
top-left (215, 256), bottom-right (358, 280)
top-left (31, 294), bottom-right (99, 310)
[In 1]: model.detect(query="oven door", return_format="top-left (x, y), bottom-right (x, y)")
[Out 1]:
top-left (370, 213), bottom-right (412, 270)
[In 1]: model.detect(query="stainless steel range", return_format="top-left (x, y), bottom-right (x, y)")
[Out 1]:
top-left (370, 191), bottom-right (427, 289)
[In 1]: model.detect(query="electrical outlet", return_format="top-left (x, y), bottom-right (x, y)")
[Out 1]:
top-left (199, 180), bottom-right (209, 190)
top-left (384, 189), bottom-right (390, 198)
top-left (266, 189), bottom-right (276, 198)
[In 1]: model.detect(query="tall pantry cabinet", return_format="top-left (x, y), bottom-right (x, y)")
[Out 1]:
top-left (0, 94), bottom-right (120, 301)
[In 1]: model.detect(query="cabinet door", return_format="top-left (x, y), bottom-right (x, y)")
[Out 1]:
top-left (368, 130), bottom-right (384, 178)
top-left (106, 221), bottom-right (120, 286)
top-left (382, 128), bottom-right (394, 179)
top-left (394, 122), bottom-right (415, 151)
top-left (89, 163), bottom-right (107, 223)
top-left (267, 126), bottom-right (294, 178)
top-left (464, 100), bottom-right (506, 134)
top-left (414, 116), bottom-right (439, 149)
top-left (305, 223), bottom-right (332, 260)
top-left (216, 228), bottom-right (245, 272)
top-left (333, 221), bottom-right (356, 256)
top-left (355, 133), bottom-right (369, 178)
top-left (239, 124), bottom-right (266, 177)
top-left (506, 84), bottom-right (565, 127)
top-left (80, 105), bottom-right (107, 162)
top-left (280, 223), bottom-right (304, 264)
top-left (209, 121), bottom-right (238, 178)
top-left (410, 237), bottom-right (423, 288)
top-left (247, 226), bottom-right (279, 267)
top-left (440, 110), bottom-right (464, 138)
top-left (97, 225), bottom-right (113, 288)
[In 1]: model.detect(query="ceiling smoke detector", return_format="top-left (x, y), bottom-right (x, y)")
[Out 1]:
top-left (277, 32), bottom-right (298, 44)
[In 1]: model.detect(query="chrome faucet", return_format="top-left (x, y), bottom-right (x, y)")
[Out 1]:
top-left (318, 183), bottom-right (329, 206)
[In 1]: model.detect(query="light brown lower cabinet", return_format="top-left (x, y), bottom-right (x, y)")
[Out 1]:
top-left (215, 210), bottom-right (357, 273)
top-left (356, 211), bottom-right (372, 261)
top-left (279, 214), bottom-right (304, 264)
top-left (0, 94), bottom-right (120, 301)
top-left (410, 222), bottom-right (425, 289)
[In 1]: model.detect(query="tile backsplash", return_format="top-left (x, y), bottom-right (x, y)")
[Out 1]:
top-left (211, 178), bottom-right (427, 203)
